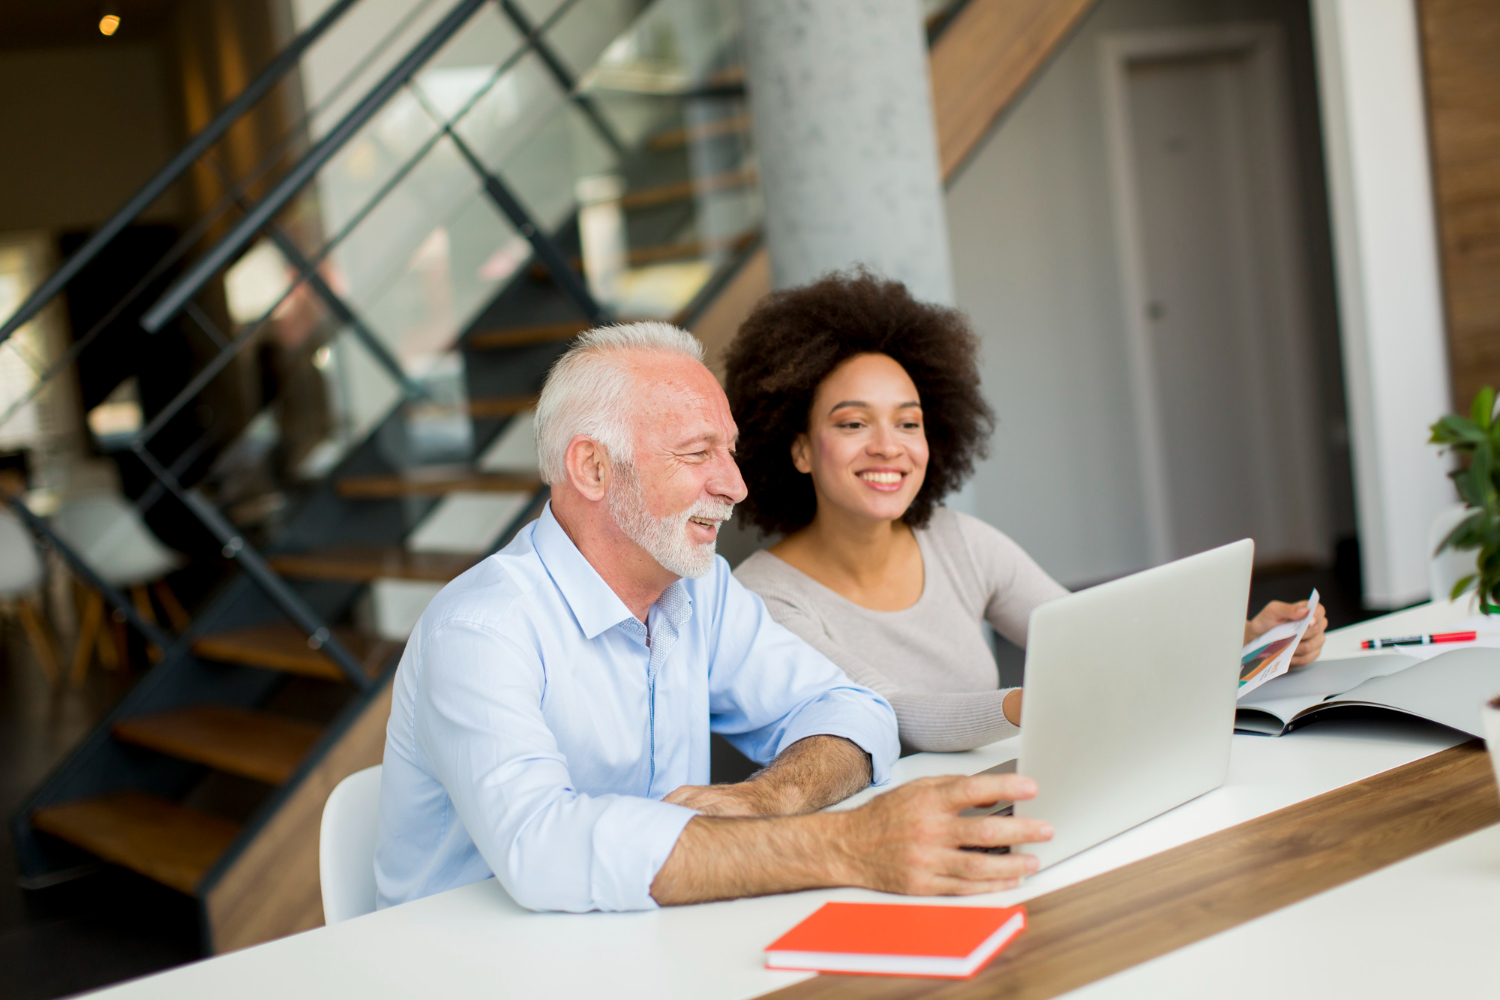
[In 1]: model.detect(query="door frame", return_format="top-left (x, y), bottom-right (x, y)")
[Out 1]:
top-left (1099, 22), bottom-right (1328, 566)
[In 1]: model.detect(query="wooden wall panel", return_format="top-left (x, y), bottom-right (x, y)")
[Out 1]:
top-left (203, 679), bottom-right (393, 954)
top-left (1418, 0), bottom-right (1500, 409)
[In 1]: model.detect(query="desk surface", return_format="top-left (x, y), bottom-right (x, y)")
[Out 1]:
top-left (87, 600), bottom-right (1496, 1000)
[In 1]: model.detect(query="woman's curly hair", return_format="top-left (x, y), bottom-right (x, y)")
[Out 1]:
top-left (723, 271), bottom-right (995, 537)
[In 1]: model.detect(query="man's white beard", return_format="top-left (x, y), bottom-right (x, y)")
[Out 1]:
top-left (608, 465), bottom-right (733, 578)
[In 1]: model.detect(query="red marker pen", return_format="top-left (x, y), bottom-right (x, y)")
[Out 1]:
top-left (1360, 631), bottom-right (1477, 650)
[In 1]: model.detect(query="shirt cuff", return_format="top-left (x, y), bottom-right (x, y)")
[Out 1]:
top-left (773, 698), bottom-right (900, 787)
top-left (590, 796), bottom-right (698, 911)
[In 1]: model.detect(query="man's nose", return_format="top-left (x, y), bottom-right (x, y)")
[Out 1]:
top-left (714, 452), bottom-right (749, 505)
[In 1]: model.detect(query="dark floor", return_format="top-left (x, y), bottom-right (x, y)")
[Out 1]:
top-left (0, 561), bottom-right (1382, 1000)
top-left (0, 630), bottom-right (201, 1000)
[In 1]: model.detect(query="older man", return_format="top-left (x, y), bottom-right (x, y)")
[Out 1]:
top-left (375, 322), bottom-right (1050, 913)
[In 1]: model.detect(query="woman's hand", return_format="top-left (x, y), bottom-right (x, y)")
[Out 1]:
top-left (1245, 600), bottom-right (1327, 668)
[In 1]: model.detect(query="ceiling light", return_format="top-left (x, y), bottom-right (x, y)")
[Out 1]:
top-left (99, 3), bottom-right (120, 36)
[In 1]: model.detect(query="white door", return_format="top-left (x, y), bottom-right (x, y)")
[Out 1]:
top-left (1116, 35), bottom-right (1327, 566)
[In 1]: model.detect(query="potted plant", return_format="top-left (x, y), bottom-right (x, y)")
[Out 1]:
top-left (1429, 385), bottom-right (1500, 610)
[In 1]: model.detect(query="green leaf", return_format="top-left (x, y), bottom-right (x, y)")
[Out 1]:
top-left (1436, 511), bottom-right (1484, 554)
top-left (1449, 574), bottom-right (1477, 602)
top-left (1472, 386), bottom-right (1496, 431)
top-left (1431, 414), bottom-right (1488, 447)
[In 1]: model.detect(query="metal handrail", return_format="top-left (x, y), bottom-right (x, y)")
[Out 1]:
top-left (0, 0), bottom-right (363, 347)
top-left (141, 0), bottom-right (491, 334)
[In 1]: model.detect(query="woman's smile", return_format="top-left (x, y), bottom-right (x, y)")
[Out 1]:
top-left (857, 468), bottom-right (907, 491)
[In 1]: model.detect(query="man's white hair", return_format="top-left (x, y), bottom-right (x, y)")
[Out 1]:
top-left (534, 321), bottom-right (706, 484)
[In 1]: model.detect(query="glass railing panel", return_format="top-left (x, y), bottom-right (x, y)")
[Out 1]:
top-left (485, 96), bottom-right (622, 239)
top-left (447, 52), bottom-right (574, 193)
top-left (308, 84), bottom-right (447, 256)
top-left (330, 140), bottom-right (523, 374)
top-left (578, 0), bottom-right (742, 98)
top-left (289, 0), bottom-right (454, 140)
top-left (197, 315), bottom-right (409, 535)
top-left (508, 0), bottom-right (576, 27)
top-left (408, 2), bottom-right (527, 118)
top-left (541, 0), bottom-right (654, 85)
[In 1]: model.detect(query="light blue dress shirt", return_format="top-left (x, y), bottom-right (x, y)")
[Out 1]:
top-left (374, 503), bottom-right (899, 913)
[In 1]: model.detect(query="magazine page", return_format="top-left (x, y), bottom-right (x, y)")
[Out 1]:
top-left (1237, 591), bottom-right (1320, 699)
top-left (1234, 653), bottom-right (1417, 734)
top-left (1306, 647), bottom-right (1500, 738)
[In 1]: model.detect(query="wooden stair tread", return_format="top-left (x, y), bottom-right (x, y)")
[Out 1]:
top-left (618, 166), bottom-right (757, 210)
top-left (267, 546), bottom-right (478, 584)
top-left (193, 622), bottom-right (399, 680)
top-left (337, 466), bottom-right (540, 498)
top-left (32, 791), bottom-right (240, 895)
top-left (467, 395), bottom-right (537, 419)
top-left (467, 319), bottom-right (592, 351)
top-left (525, 230), bottom-right (761, 281)
top-left (114, 706), bottom-right (324, 785)
top-left (648, 113), bottom-right (751, 149)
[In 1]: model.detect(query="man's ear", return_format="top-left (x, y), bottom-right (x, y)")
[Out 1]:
top-left (563, 435), bottom-right (612, 501)
top-left (790, 433), bottom-right (813, 475)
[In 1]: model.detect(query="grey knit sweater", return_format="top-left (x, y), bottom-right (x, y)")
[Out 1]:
top-left (734, 508), bottom-right (1068, 752)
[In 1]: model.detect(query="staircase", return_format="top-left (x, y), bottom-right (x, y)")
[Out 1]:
top-left (3, 0), bottom-right (1097, 955)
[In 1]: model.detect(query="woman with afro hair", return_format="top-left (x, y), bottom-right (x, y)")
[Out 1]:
top-left (725, 271), bottom-right (1325, 753)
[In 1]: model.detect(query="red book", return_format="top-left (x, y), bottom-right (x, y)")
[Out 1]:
top-left (764, 902), bottom-right (1027, 979)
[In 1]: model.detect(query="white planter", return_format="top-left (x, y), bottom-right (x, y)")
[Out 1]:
top-left (1485, 696), bottom-right (1500, 796)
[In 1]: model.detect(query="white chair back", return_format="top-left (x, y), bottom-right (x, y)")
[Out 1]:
top-left (320, 764), bottom-right (384, 925)
top-left (1429, 503), bottom-right (1479, 603)
top-left (0, 510), bottom-right (43, 596)
top-left (52, 490), bottom-right (182, 588)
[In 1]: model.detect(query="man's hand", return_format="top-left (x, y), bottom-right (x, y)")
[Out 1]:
top-left (1245, 599), bottom-right (1327, 668)
top-left (662, 734), bottom-right (871, 817)
top-left (833, 773), bottom-right (1052, 895)
top-left (650, 771), bottom-right (1052, 905)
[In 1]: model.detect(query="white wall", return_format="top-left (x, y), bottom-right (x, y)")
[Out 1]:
top-left (945, 0), bottom-right (1345, 586)
top-left (1309, 0), bottom-right (1452, 608)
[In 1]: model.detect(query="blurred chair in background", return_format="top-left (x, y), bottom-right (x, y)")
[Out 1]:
top-left (52, 490), bottom-right (187, 686)
top-left (0, 508), bottom-right (62, 683)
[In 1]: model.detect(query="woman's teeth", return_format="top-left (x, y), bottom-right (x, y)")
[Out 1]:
top-left (859, 472), bottom-right (902, 484)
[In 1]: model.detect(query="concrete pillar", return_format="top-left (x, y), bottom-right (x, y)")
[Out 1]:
top-left (740, 0), bottom-right (955, 304)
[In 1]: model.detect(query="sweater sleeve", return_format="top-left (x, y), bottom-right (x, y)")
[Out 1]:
top-left (950, 512), bottom-right (1069, 649)
top-left (755, 593), bottom-right (1020, 754)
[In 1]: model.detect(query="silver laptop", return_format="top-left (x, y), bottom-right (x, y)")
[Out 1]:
top-left (971, 539), bottom-right (1253, 870)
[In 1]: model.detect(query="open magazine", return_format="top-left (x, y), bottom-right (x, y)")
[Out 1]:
top-left (1235, 642), bottom-right (1500, 737)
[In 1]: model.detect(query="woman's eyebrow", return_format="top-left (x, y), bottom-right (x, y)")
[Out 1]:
top-left (826, 399), bottom-right (922, 415)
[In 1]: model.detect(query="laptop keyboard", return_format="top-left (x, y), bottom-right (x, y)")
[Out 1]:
top-left (960, 758), bottom-right (1017, 854)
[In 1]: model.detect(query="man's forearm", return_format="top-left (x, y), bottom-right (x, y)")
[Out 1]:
top-left (742, 734), bottom-right (871, 814)
top-left (650, 811), bottom-right (852, 905)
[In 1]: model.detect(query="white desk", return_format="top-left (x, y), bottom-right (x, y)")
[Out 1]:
top-left (88, 600), bottom-right (1495, 1000)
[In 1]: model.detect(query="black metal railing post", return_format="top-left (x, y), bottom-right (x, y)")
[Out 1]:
top-left (129, 445), bottom-right (374, 691)
top-left (446, 127), bottom-right (611, 325)
top-left (495, 0), bottom-right (625, 157)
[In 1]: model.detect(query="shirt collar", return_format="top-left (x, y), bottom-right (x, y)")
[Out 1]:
top-left (532, 502), bottom-right (644, 640)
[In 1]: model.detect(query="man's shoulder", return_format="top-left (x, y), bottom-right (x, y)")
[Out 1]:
top-left (415, 530), bottom-right (553, 640)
